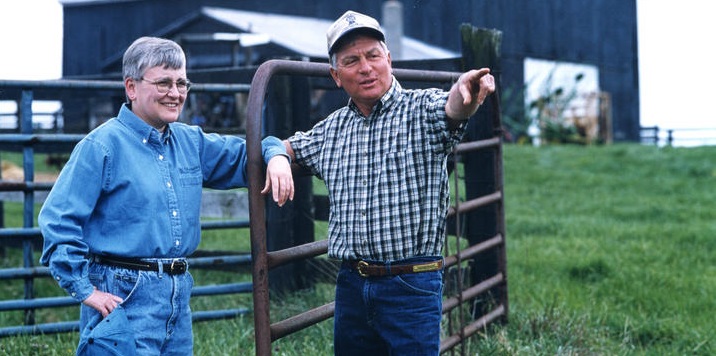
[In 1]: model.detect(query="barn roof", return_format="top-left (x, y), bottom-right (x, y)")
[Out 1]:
top-left (201, 7), bottom-right (458, 60)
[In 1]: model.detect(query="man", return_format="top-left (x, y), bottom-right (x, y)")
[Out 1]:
top-left (39, 36), bottom-right (294, 355)
top-left (275, 10), bottom-right (496, 356)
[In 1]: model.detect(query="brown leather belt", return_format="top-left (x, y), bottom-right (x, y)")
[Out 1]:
top-left (347, 259), bottom-right (443, 277)
top-left (94, 255), bottom-right (188, 275)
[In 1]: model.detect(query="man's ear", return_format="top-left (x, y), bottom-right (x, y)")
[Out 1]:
top-left (329, 67), bottom-right (342, 88)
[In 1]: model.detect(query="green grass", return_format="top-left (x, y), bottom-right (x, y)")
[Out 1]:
top-left (2, 144), bottom-right (716, 355)
top-left (493, 144), bottom-right (716, 355)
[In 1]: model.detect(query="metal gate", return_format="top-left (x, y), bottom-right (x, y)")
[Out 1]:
top-left (245, 59), bottom-right (508, 355)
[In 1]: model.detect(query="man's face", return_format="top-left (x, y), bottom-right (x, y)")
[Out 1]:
top-left (125, 65), bottom-right (188, 130)
top-left (330, 35), bottom-right (392, 115)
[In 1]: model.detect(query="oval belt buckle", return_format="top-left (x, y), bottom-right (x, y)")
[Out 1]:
top-left (357, 261), bottom-right (370, 277)
top-left (170, 259), bottom-right (185, 274)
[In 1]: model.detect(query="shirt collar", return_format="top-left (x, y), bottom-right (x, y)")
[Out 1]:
top-left (116, 103), bottom-right (172, 143)
top-left (347, 76), bottom-right (402, 117)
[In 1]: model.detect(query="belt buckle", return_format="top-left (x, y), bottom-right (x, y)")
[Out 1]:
top-left (412, 261), bottom-right (441, 273)
top-left (170, 260), bottom-right (186, 274)
top-left (356, 261), bottom-right (369, 277)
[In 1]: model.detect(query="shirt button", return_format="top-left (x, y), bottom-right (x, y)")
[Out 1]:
top-left (142, 139), bottom-right (147, 144)
top-left (175, 240), bottom-right (180, 246)
top-left (158, 155), bottom-right (164, 160)
top-left (172, 210), bottom-right (178, 217)
top-left (166, 182), bottom-right (172, 188)
top-left (71, 292), bottom-right (76, 297)
top-left (55, 276), bottom-right (60, 281)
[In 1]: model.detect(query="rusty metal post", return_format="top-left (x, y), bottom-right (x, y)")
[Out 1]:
top-left (246, 63), bottom-right (274, 356)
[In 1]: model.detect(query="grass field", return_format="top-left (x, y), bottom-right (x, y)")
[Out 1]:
top-left (1, 143), bottom-right (715, 355)
top-left (487, 143), bottom-right (716, 355)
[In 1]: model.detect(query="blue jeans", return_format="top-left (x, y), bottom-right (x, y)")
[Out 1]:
top-left (79, 261), bottom-right (194, 355)
top-left (334, 256), bottom-right (444, 356)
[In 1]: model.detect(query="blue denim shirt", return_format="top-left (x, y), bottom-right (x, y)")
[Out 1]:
top-left (39, 104), bottom-right (287, 301)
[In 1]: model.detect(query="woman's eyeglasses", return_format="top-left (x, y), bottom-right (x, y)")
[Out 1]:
top-left (139, 77), bottom-right (191, 94)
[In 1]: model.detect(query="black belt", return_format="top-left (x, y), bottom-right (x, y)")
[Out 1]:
top-left (347, 259), bottom-right (443, 278)
top-left (93, 255), bottom-right (188, 275)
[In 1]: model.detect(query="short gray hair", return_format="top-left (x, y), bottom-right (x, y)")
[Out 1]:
top-left (122, 37), bottom-right (186, 80)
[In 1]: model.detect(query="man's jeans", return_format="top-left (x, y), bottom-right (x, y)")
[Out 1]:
top-left (334, 257), bottom-right (444, 356)
top-left (79, 262), bottom-right (194, 355)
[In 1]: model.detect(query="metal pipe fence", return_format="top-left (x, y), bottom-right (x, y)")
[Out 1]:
top-left (0, 79), bottom-right (256, 337)
top-left (1, 62), bottom-right (510, 355)
top-left (640, 125), bottom-right (716, 147)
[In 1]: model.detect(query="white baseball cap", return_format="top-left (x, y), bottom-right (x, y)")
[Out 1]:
top-left (326, 10), bottom-right (386, 55)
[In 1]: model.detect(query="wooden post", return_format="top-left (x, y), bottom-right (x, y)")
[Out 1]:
top-left (458, 25), bottom-right (506, 320)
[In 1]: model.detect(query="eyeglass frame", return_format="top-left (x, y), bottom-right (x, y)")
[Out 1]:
top-left (138, 77), bottom-right (192, 94)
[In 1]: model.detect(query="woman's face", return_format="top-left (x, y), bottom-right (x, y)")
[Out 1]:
top-left (125, 65), bottom-right (188, 131)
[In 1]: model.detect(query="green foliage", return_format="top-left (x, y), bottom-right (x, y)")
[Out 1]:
top-left (2, 144), bottom-right (716, 354)
top-left (501, 68), bottom-right (592, 145)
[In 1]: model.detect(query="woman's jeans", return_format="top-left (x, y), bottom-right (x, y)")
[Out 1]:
top-left (79, 262), bottom-right (194, 355)
top-left (334, 257), bottom-right (444, 356)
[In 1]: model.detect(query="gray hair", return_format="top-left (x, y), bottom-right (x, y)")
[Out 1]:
top-left (329, 40), bottom-right (389, 69)
top-left (122, 37), bottom-right (186, 79)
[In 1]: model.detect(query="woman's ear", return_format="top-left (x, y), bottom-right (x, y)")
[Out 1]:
top-left (124, 77), bottom-right (137, 101)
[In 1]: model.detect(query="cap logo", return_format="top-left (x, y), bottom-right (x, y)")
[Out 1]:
top-left (345, 13), bottom-right (357, 26)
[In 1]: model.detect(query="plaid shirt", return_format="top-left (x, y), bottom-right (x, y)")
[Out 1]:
top-left (289, 79), bottom-right (467, 262)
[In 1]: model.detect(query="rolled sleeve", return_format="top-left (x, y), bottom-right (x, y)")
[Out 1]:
top-left (261, 136), bottom-right (290, 165)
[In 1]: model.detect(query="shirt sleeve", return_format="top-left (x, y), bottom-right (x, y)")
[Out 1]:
top-left (261, 135), bottom-right (290, 165)
top-left (422, 89), bottom-right (467, 153)
top-left (287, 115), bottom-right (332, 180)
top-left (38, 138), bottom-right (108, 302)
top-left (198, 129), bottom-right (289, 189)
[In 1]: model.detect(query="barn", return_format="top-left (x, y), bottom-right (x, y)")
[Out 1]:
top-left (57, 0), bottom-right (639, 142)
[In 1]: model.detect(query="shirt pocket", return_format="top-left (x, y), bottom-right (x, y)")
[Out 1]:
top-left (179, 165), bottom-right (203, 187)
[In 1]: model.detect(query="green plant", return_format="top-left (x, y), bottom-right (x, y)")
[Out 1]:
top-left (527, 70), bottom-right (586, 145)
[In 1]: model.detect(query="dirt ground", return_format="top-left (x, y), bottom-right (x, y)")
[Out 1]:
top-left (1, 161), bottom-right (58, 182)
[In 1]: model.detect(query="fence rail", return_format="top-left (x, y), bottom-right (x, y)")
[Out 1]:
top-left (640, 126), bottom-right (716, 147)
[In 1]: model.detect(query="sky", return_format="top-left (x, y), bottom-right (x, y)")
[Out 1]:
top-left (0, 0), bottom-right (714, 140)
